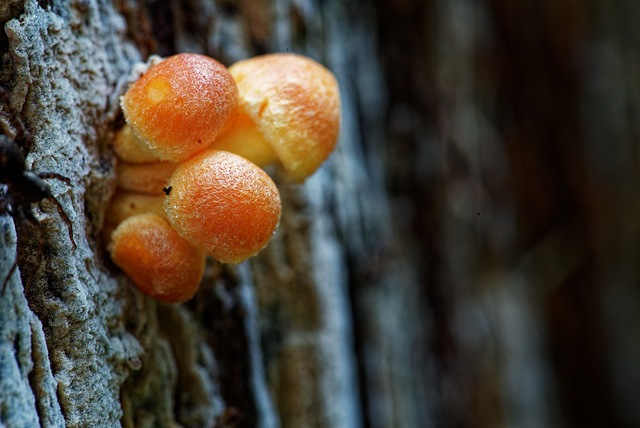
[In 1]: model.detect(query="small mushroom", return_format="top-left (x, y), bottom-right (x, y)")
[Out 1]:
top-left (105, 190), bottom-right (165, 227)
top-left (212, 53), bottom-right (341, 181)
top-left (116, 161), bottom-right (177, 195)
top-left (108, 213), bottom-right (206, 303)
top-left (112, 125), bottom-right (159, 163)
top-left (121, 53), bottom-right (238, 162)
top-left (164, 150), bottom-right (281, 264)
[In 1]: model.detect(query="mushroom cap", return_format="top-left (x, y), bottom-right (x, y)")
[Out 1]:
top-left (105, 190), bottom-right (166, 226)
top-left (224, 53), bottom-right (341, 181)
top-left (109, 213), bottom-right (206, 303)
top-left (164, 150), bottom-right (281, 264)
top-left (116, 160), bottom-right (177, 194)
top-left (121, 53), bottom-right (238, 162)
top-left (112, 125), bottom-right (159, 163)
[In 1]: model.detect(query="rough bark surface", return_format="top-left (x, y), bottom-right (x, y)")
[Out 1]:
top-left (1, 1), bottom-right (140, 426)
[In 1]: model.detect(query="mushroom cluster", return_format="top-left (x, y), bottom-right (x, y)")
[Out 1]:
top-left (106, 52), bottom-right (341, 303)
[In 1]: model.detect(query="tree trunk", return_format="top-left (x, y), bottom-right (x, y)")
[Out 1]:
top-left (1, 1), bottom-right (639, 428)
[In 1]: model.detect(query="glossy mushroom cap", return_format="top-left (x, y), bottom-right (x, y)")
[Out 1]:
top-left (213, 53), bottom-right (341, 181)
top-left (164, 150), bottom-right (281, 264)
top-left (121, 53), bottom-right (238, 162)
top-left (109, 213), bottom-right (205, 303)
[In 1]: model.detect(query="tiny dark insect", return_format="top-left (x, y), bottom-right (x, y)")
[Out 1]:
top-left (162, 186), bottom-right (172, 195)
top-left (0, 86), bottom-right (77, 294)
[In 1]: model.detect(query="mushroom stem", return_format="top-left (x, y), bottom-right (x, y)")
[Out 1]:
top-left (212, 108), bottom-right (278, 167)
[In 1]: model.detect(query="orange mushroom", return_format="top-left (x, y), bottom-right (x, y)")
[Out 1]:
top-left (115, 161), bottom-right (177, 195)
top-left (121, 53), bottom-right (238, 162)
top-left (105, 190), bottom-right (166, 227)
top-left (108, 213), bottom-right (205, 303)
top-left (112, 125), bottom-right (159, 163)
top-left (164, 150), bottom-right (281, 264)
top-left (212, 53), bottom-right (341, 181)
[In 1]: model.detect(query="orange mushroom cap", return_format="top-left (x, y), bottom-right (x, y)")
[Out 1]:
top-left (121, 53), bottom-right (238, 162)
top-left (212, 53), bottom-right (341, 181)
top-left (109, 213), bottom-right (206, 303)
top-left (116, 160), bottom-right (177, 195)
top-left (164, 150), bottom-right (281, 264)
top-left (105, 190), bottom-right (166, 227)
top-left (112, 125), bottom-right (159, 163)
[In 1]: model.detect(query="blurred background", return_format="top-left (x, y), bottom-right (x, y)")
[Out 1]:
top-left (357, 0), bottom-right (640, 427)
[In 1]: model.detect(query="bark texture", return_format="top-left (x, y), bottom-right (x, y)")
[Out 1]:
top-left (1, 1), bottom-right (639, 428)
